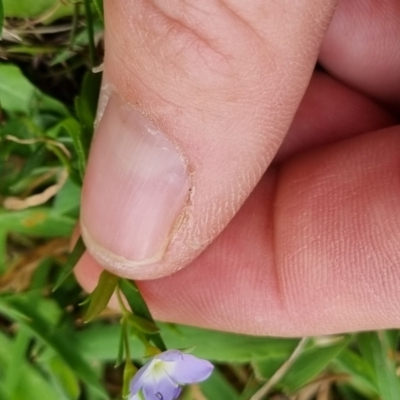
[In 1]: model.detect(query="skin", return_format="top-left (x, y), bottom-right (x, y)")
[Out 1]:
top-left (76, 0), bottom-right (400, 337)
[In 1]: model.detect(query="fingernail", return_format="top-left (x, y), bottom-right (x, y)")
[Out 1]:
top-left (81, 92), bottom-right (190, 269)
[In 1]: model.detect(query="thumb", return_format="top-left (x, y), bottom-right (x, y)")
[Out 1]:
top-left (81, 0), bottom-right (336, 280)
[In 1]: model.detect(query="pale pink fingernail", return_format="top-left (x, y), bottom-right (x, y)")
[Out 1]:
top-left (81, 93), bottom-right (190, 271)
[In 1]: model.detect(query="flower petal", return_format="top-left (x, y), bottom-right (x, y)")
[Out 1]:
top-left (173, 386), bottom-right (182, 399)
top-left (156, 350), bottom-right (184, 363)
top-left (165, 354), bottom-right (214, 384)
top-left (142, 372), bottom-right (180, 400)
top-left (130, 360), bottom-right (154, 395)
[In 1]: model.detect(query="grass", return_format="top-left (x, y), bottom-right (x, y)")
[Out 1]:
top-left (0, 1), bottom-right (399, 399)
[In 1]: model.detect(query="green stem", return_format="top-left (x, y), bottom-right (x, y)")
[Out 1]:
top-left (121, 319), bottom-right (138, 398)
top-left (122, 320), bottom-right (131, 360)
top-left (116, 286), bottom-right (129, 315)
top-left (83, 0), bottom-right (96, 67)
top-left (69, 1), bottom-right (80, 49)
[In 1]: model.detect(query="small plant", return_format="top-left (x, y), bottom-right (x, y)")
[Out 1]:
top-left (0, 1), bottom-right (399, 400)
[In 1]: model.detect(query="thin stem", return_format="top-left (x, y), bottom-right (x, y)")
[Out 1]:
top-left (250, 337), bottom-right (309, 400)
top-left (69, 1), bottom-right (80, 49)
top-left (116, 286), bottom-right (129, 315)
top-left (83, 0), bottom-right (96, 67)
top-left (122, 320), bottom-right (131, 361)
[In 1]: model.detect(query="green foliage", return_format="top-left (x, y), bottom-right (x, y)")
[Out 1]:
top-left (199, 368), bottom-right (239, 400)
top-left (0, 294), bottom-right (108, 398)
top-left (53, 237), bottom-right (86, 290)
top-left (0, 330), bottom-right (62, 399)
top-left (84, 270), bottom-right (119, 322)
top-left (72, 71), bottom-right (102, 181)
top-left (253, 336), bottom-right (351, 392)
top-left (1, 1), bottom-right (399, 400)
top-left (0, 0), bottom-right (4, 40)
top-left (0, 63), bottom-right (69, 116)
top-left (357, 331), bottom-right (400, 400)
top-left (3, 0), bottom-right (74, 21)
top-left (92, 0), bottom-right (104, 21)
top-left (119, 279), bottom-right (167, 352)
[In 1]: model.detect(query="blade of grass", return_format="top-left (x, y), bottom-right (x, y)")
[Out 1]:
top-left (83, 0), bottom-right (96, 67)
top-left (0, 207), bottom-right (75, 237)
top-left (74, 71), bottom-right (101, 155)
top-left (76, 322), bottom-right (300, 363)
top-left (92, 0), bottom-right (103, 21)
top-left (0, 0), bottom-right (4, 40)
top-left (57, 117), bottom-right (85, 182)
top-left (53, 236), bottom-right (85, 291)
top-left (250, 337), bottom-right (309, 400)
top-left (46, 355), bottom-right (81, 400)
top-left (119, 279), bottom-right (167, 351)
top-left (0, 330), bottom-right (61, 400)
top-left (2, 295), bottom-right (107, 399)
top-left (333, 348), bottom-right (377, 396)
top-left (0, 229), bottom-right (7, 273)
top-left (199, 368), bottom-right (239, 400)
top-left (69, 1), bottom-right (80, 48)
top-left (3, 327), bottom-right (32, 397)
top-left (277, 335), bottom-right (351, 392)
top-left (83, 270), bottom-right (119, 322)
top-left (358, 331), bottom-right (400, 400)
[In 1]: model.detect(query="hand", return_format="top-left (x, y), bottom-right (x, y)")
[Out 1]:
top-left (76, 0), bottom-right (400, 336)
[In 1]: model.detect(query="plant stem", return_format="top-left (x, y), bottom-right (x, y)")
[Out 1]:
top-left (250, 337), bottom-right (309, 400)
top-left (83, 0), bottom-right (96, 67)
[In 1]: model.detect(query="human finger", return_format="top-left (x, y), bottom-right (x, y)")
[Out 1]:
top-left (77, 125), bottom-right (400, 336)
top-left (80, 0), bottom-right (336, 280)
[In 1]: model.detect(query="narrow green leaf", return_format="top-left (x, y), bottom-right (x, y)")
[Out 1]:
top-left (47, 355), bottom-right (81, 400)
top-left (122, 360), bottom-right (137, 398)
top-left (75, 71), bottom-right (102, 140)
top-left (3, 0), bottom-right (74, 21)
top-left (116, 319), bottom-right (127, 367)
top-left (13, 144), bottom-right (47, 184)
top-left (0, 330), bottom-right (61, 400)
top-left (386, 329), bottom-right (399, 350)
top-left (76, 322), bottom-right (299, 363)
top-left (253, 336), bottom-right (351, 393)
top-left (58, 117), bottom-right (86, 182)
top-left (0, 298), bottom-right (30, 321)
top-left (333, 348), bottom-right (377, 396)
top-left (127, 314), bottom-right (160, 335)
top-left (0, 206), bottom-right (75, 238)
top-left (358, 331), bottom-right (400, 400)
top-left (238, 376), bottom-right (262, 400)
top-left (281, 336), bottom-right (351, 391)
top-left (53, 236), bottom-right (86, 291)
top-left (199, 368), bottom-right (239, 400)
top-left (4, 45), bottom-right (59, 55)
top-left (336, 384), bottom-right (369, 400)
top-left (0, 0), bottom-right (4, 40)
top-left (52, 178), bottom-right (81, 216)
top-left (92, 0), bottom-right (103, 21)
top-left (1, 295), bottom-right (107, 399)
top-left (3, 327), bottom-right (32, 396)
top-left (119, 280), bottom-right (152, 320)
top-left (30, 258), bottom-right (53, 291)
top-left (0, 228), bottom-right (7, 273)
top-left (74, 71), bottom-right (101, 174)
top-left (84, 270), bottom-right (119, 322)
top-left (119, 279), bottom-right (167, 351)
top-left (83, 0), bottom-right (96, 67)
top-left (0, 63), bottom-right (69, 116)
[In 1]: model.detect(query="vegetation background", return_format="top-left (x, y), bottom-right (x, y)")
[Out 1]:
top-left (0, 1), bottom-right (399, 399)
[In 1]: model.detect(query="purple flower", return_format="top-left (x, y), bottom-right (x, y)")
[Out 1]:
top-left (129, 350), bottom-right (214, 400)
